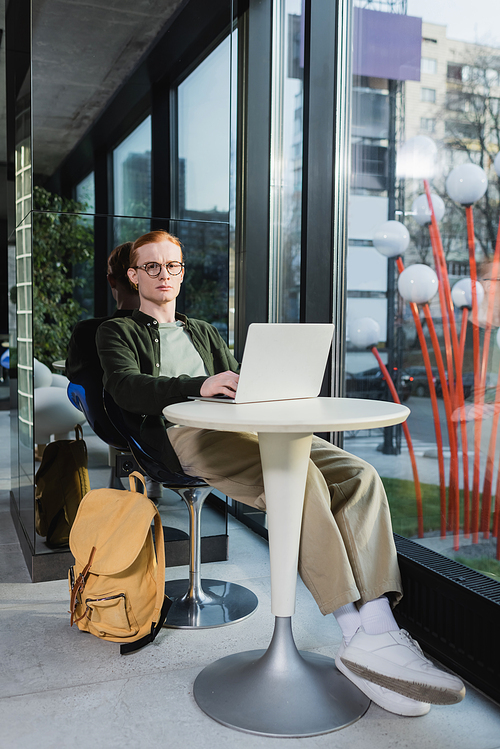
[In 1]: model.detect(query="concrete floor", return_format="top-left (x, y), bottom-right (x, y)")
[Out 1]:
top-left (1, 410), bottom-right (500, 749)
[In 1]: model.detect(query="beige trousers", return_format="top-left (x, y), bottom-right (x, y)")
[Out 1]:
top-left (168, 427), bottom-right (403, 615)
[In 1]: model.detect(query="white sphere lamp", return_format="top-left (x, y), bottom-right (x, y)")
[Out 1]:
top-left (451, 278), bottom-right (485, 309)
top-left (372, 220), bottom-right (410, 257)
top-left (396, 136), bottom-right (438, 180)
top-left (445, 164), bottom-right (488, 205)
top-left (398, 264), bottom-right (439, 304)
top-left (412, 193), bottom-right (445, 226)
top-left (493, 152), bottom-right (500, 178)
top-left (349, 317), bottom-right (381, 349)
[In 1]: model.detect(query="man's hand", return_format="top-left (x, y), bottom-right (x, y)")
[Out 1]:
top-left (200, 371), bottom-right (239, 399)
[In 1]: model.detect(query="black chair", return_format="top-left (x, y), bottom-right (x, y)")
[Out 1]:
top-left (68, 378), bottom-right (189, 544)
top-left (67, 378), bottom-right (130, 489)
top-left (103, 390), bottom-right (259, 629)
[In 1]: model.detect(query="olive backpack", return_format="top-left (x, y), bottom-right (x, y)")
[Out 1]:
top-left (68, 472), bottom-right (171, 655)
top-left (35, 424), bottom-right (90, 548)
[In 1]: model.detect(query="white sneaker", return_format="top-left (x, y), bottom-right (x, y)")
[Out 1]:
top-left (340, 629), bottom-right (465, 705)
top-left (336, 639), bottom-right (431, 717)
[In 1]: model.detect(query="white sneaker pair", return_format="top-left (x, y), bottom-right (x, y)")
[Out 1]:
top-left (338, 628), bottom-right (465, 712)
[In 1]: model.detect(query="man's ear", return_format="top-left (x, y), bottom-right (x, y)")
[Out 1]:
top-left (127, 267), bottom-right (138, 286)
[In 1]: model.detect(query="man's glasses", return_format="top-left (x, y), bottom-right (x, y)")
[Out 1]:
top-left (133, 261), bottom-right (184, 277)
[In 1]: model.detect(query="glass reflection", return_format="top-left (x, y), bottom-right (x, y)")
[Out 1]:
top-left (113, 116), bottom-right (152, 245)
top-left (13, 0), bottom-right (234, 572)
top-left (347, 0), bottom-right (500, 583)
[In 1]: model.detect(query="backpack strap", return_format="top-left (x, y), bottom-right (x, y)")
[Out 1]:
top-left (70, 546), bottom-right (97, 626)
top-left (119, 504), bottom-right (171, 655)
top-left (128, 471), bottom-right (147, 494)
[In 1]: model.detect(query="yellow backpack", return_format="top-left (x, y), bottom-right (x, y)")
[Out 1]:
top-left (68, 472), bottom-right (171, 655)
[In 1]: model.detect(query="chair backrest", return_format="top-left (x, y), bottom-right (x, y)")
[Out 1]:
top-left (67, 379), bottom-right (129, 451)
top-left (103, 390), bottom-right (205, 488)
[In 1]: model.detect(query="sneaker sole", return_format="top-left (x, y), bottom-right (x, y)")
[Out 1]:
top-left (335, 657), bottom-right (431, 716)
top-left (340, 656), bottom-right (465, 705)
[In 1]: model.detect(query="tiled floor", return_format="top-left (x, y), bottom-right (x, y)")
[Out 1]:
top-left (1, 410), bottom-right (500, 749)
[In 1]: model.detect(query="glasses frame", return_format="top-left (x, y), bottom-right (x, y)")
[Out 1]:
top-left (133, 261), bottom-right (185, 277)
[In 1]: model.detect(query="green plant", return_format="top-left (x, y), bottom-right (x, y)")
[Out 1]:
top-left (383, 475), bottom-right (499, 580)
top-left (32, 187), bottom-right (94, 368)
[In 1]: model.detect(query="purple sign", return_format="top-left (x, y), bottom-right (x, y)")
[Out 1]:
top-left (353, 8), bottom-right (422, 82)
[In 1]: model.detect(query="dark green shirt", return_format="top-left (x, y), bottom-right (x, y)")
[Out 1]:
top-left (96, 309), bottom-right (239, 473)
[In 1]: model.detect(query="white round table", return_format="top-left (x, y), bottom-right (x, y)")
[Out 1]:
top-left (164, 397), bottom-right (409, 737)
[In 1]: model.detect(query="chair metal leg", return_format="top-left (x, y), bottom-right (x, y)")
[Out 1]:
top-left (164, 485), bottom-right (258, 629)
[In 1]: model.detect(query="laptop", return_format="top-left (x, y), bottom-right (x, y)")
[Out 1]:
top-left (193, 322), bottom-right (334, 404)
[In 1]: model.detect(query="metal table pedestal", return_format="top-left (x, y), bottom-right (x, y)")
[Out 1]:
top-left (193, 616), bottom-right (370, 738)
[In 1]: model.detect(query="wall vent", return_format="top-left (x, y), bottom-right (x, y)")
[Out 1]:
top-left (394, 534), bottom-right (500, 704)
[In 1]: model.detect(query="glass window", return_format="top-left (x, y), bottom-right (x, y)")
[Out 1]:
top-left (177, 38), bottom-right (230, 218)
top-left (269, 0), bottom-right (304, 322)
top-left (446, 92), bottom-right (467, 111)
top-left (421, 57), bottom-right (437, 74)
top-left (175, 37), bottom-right (232, 341)
top-left (421, 86), bottom-right (436, 102)
top-left (420, 117), bottom-right (436, 132)
top-left (348, 0), bottom-right (500, 585)
top-left (447, 63), bottom-right (463, 81)
top-left (73, 172), bottom-right (95, 318)
top-left (113, 116), bottom-right (152, 245)
top-left (75, 172), bottom-right (95, 214)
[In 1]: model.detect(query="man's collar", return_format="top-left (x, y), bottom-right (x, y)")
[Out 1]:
top-left (132, 309), bottom-right (187, 326)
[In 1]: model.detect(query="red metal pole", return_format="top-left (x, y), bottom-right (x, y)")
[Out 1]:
top-left (423, 304), bottom-right (461, 550)
top-left (479, 365), bottom-right (500, 539)
top-left (459, 307), bottom-right (469, 366)
top-left (479, 218), bottom-right (500, 537)
top-left (479, 216), bottom-right (500, 384)
top-left (465, 205), bottom-right (483, 543)
top-left (371, 345), bottom-right (424, 538)
top-left (423, 181), bottom-right (459, 402)
top-left (493, 466), bottom-right (500, 560)
top-left (396, 257), bottom-right (447, 538)
top-left (458, 305), bottom-right (471, 537)
top-left (423, 181), bottom-right (466, 541)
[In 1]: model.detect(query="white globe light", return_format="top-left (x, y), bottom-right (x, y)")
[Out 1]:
top-left (494, 152), bottom-right (500, 178)
top-left (445, 163), bottom-right (488, 205)
top-left (396, 136), bottom-right (438, 180)
top-left (372, 220), bottom-right (410, 257)
top-left (412, 193), bottom-right (445, 226)
top-left (398, 264), bottom-right (439, 304)
top-left (451, 278), bottom-right (485, 309)
top-left (349, 317), bottom-right (381, 349)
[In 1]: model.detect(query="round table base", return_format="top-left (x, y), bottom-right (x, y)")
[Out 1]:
top-left (193, 617), bottom-right (370, 737)
top-left (163, 578), bottom-right (258, 629)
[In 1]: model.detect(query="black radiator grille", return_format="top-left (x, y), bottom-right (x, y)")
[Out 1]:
top-left (394, 534), bottom-right (500, 704)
